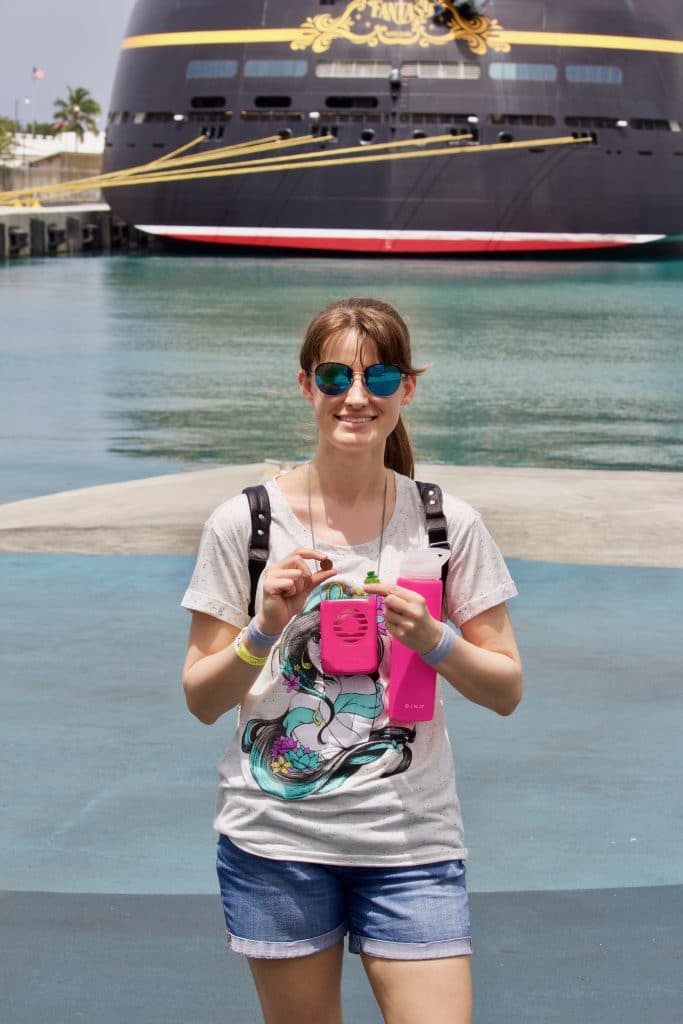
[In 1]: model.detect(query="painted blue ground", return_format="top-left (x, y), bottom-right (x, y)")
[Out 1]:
top-left (2, 553), bottom-right (682, 1021)
top-left (2, 555), bottom-right (681, 894)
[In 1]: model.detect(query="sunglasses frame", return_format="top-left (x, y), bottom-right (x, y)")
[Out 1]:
top-left (313, 361), bottom-right (405, 397)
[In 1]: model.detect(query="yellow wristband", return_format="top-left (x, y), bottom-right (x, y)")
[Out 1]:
top-left (234, 630), bottom-right (268, 667)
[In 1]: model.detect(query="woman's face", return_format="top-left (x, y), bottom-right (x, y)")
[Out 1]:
top-left (298, 329), bottom-right (416, 457)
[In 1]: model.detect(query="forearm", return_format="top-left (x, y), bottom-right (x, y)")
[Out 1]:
top-left (433, 627), bottom-right (523, 717)
top-left (183, 633), bottom-right (269, 724)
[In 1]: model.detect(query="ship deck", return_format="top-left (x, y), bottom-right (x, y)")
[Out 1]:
top-left (2, 464), bottom-right (682, 1023)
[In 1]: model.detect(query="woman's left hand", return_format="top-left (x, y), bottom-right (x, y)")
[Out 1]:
top-left (364, 582), bottom-right (442, 655)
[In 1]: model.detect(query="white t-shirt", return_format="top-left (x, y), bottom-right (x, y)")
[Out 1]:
top-left (181, 472), bottom-right (517, 866)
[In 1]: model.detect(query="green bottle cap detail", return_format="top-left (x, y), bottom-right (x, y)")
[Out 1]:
top-left (364, 570), bottom-right (380, 585)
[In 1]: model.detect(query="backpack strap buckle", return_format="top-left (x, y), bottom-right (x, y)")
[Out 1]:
top-left (242, 485), bottom-right (271, 617)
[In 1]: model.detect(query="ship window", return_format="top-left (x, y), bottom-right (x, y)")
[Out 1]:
top-left (240, 111), bottom-right (305, 122)
top-left (326, 96), bottom-right (379, 109)
top-left (398, 112), bottom-right (473, 125)
top-left (186, 60), bottom-right (238, 79)
top-left (631, 118), bottom-right (673, 131)
top-left (565, 116), bottom-right (620, 129)
top-left (316, 61), bottom-right (392, 78)
top-left (401, 62), bottom-right (480, 80)
top-left (254, 96), bottom-right (292, 108)
top-left (132, 112), bottom-right (146, 125)
top-left (191, 96), bottom-right (226, 109)
top-left (489, 63), bottom-right (557, 82)
top-left (566, 65), bottom-right (622, 85)
top-left (109, 111), bottom-right (129, 125)
top-left (489, 114), bottom-right (555, 126)
top-left (187, 111), bottom-right (232, 123)
top-left (245, 60), bottom-right (308, 78)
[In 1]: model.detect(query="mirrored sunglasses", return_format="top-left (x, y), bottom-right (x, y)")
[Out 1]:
top-left (314, 362), bottom-right (404, 397)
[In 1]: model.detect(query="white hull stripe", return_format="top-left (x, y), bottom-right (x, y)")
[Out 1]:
top-left (135, 225), bottom-right (666, 250)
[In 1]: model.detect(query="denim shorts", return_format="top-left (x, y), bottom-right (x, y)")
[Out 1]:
top-left (216, 833), bottom-right (472, 960)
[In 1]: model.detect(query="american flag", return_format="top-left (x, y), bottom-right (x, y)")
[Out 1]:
top-left (32, 67), bottom-right (46, 81)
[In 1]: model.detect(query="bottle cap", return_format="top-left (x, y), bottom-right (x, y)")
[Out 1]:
top-left (398, 549), bottom-right (450, 579)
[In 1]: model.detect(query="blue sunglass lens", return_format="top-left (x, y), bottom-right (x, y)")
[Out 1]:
top-left (315, 363), bottom-right (352, 394)
top-left (365, 364), bottom-right (402, 396)
top-left (314, 362), bottom-right (403, 396)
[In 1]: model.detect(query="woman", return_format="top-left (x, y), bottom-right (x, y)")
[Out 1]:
top-left (181, 297), bottom-right (522, 1024)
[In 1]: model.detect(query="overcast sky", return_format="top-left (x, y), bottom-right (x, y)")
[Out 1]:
top-left (2, 1), bottom-right (137, 126)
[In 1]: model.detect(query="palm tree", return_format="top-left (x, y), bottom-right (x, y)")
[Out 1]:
top-left (0, 116), bottom-right (16, 164)
top-left (52, 86), bottom-right (101, 142)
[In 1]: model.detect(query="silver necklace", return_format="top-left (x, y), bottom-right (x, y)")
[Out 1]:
top-left (307, 463), bottom-right (389, 578)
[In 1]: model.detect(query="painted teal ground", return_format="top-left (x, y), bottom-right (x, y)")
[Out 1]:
top-left (2, 553), bottom-right (682, 1021)
top-left (2, 554), bottom-right (682, 896)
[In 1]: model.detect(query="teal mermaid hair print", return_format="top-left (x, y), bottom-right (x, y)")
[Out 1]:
top-left (241, 581), bottom-right (416, 800)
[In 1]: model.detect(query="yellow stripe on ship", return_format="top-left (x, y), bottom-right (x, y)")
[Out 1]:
top-left (122, 30), bottom-right (297, 48)
top-left (121, 28), bottom-right (683, 55)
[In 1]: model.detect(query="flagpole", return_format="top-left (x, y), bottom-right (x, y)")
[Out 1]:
top-left (30, 66), bottom-right (46, 135)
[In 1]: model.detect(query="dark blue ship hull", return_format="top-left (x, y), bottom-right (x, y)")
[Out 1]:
top-left (103, 1), bottom-right (683, 254)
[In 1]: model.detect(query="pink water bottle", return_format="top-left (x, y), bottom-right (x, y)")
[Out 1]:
top-left (388, 550), bottom-right (450, 723)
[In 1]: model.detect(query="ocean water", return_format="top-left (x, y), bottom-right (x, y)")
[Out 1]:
top-left (1, 253), bottom-right (682, 502)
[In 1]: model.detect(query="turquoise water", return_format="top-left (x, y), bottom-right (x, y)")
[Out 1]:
top-left (1, 254), bottom-right (682, 502)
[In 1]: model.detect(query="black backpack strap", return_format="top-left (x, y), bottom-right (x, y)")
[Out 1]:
top-left (415, 481), bottom-right (450, 586)
top-left (242, 484), bottom-right (271, 617)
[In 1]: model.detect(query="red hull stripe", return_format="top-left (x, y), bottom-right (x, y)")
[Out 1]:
top-left (136, 226), bottom-right (666, 253)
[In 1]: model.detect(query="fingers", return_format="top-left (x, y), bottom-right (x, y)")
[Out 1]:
top-left (364, 582), bottom-right (424, 615)
top-left (311, 565), bottom-right (338, 586)
top-left (263, 550), bottom-right (336, 598)
top-left (264, 566), bottom-right (309, 597)
top-left (365, 583), bottom-right (433, 646)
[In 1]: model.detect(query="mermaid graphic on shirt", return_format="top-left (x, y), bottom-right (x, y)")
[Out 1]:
top-left (241, 580), bottom-right (416, 800)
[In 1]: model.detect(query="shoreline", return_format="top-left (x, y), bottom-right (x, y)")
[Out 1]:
top-left (0, 463), bottom-right (681, 567)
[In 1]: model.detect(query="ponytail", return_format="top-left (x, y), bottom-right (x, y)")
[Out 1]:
top-left (385, 416), bottom-right (415, 478)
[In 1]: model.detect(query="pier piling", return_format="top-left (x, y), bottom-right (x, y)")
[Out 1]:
top-left (30, 218), bottom-right (47, 257)
top-left (0, 206), bottom-right (157, 259)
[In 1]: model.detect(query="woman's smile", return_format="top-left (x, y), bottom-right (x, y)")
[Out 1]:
top-left (335, 413), bottom-right (377, 426)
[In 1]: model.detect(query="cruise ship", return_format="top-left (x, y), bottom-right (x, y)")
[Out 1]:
top-left (103, 1), bottom-right (683, 255)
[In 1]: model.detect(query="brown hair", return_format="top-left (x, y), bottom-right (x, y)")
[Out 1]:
top-left (299, 297), bottom-right (425, 478)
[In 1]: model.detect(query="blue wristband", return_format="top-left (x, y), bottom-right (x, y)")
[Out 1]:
top-left (421, 623), bottom-right (456, 667)
top-left (246, 618), bottom-right (282, 649)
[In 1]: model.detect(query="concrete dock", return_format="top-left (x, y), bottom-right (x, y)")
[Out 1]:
top-left (0, 204), bottom-right (156, 258)
top-left (0, 461), bottom-right (681, 566)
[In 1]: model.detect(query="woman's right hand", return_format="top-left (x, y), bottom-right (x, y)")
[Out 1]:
top-left (258, 549), bottom-right (337, 634)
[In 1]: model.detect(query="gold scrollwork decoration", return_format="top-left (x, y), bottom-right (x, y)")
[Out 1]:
top-left (290, 1), bottom-right (510, 54)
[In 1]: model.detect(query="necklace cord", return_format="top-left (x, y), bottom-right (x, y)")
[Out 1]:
top-left (307, 464), bottom-right (388, 577)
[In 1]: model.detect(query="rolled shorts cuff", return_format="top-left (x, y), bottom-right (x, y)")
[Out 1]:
top-left (226, 922), bottom-right (347, 960)
top-left (349, 934), bottom-right (472, 960)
